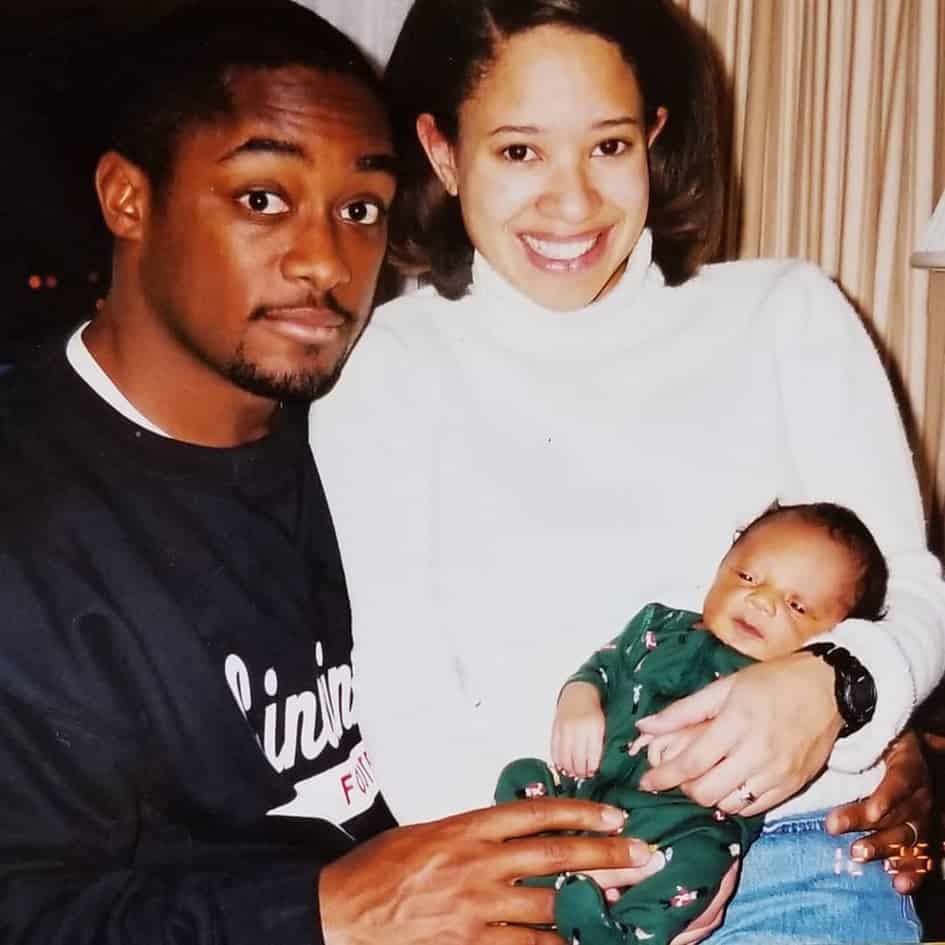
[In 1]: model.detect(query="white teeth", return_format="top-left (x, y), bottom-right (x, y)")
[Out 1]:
top-left (522, 234), bottom-right (597, 261)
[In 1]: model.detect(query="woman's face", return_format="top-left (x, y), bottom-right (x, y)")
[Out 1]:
top-left (420, 25), bottom-right (665, 311)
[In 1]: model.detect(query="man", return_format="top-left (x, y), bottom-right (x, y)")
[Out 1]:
top-left (0, 3), bottom-right (654, 943)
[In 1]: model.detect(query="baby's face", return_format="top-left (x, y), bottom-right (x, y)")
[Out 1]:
top-left (701, 515), bottom-right (860, 660)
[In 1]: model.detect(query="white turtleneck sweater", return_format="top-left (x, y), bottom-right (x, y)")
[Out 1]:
top-left (310, 232), bottom-right (945, 825)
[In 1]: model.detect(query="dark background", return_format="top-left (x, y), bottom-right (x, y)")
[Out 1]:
top-left (0, 2), bottom-right (180, 364)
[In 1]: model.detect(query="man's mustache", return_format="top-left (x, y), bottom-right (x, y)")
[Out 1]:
top-left (250, 291), bottom-right (356, 324)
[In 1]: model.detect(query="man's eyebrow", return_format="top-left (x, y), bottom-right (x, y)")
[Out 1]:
top-left (218, 139), bottom-right (397, 177)
top-left (220, 137), bottom-right (306, 162)
top-left (357, 152), bottom-right (399, 179)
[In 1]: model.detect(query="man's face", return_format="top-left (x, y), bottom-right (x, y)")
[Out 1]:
top-left (138, 65), bottom-right (395, 401)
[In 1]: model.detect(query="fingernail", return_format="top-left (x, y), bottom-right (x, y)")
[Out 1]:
top-left (629, 840), bottom-right (650, 862)
top-left (606, 888), bottom-right (620, 903)
top-left (602, 807), bottom-right (628, 829)
top-left (884, 860), bottom-right (898, 874)
top-left (851, 843), bottom-right (871, 862)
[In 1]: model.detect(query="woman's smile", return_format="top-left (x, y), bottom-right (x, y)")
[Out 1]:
top-left (518, 227), bottom-right (611, 273)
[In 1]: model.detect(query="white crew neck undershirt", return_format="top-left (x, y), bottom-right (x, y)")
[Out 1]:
top-left (66, 322), bottom-right (171, 438)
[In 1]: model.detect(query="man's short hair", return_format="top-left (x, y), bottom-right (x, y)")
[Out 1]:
top-left (736, 500), bottom-right (889, 623)
top-left (108, 0), bottom-right (385, 196)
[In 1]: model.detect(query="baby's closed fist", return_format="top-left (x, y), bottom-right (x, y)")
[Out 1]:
top-left (552, 682), bottom-right (606, 778)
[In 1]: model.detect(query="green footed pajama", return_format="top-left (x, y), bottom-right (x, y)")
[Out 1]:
top-left (495, 603), bottom-right (765, 945)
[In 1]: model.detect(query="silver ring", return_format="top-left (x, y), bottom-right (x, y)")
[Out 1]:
top-left (904, 819), bottom-right (920, 846)
top-left (737, 783), bottom-right (757, 805)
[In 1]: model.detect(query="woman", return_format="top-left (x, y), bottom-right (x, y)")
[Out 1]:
top-left (310, 0), bottom-right (941, 940)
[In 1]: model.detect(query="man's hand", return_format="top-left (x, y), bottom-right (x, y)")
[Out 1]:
top-left (319, 799), bottom-right (652, 945)
top-left (552, 682), bottom-right (606, 778)
top-left (826, 730), bottom-right (935, 894)
top-left (637, 653), bottom-right (842, 816)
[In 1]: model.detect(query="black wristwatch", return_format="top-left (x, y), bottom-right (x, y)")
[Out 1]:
top-left (801, 642), bottom-right (877, 738)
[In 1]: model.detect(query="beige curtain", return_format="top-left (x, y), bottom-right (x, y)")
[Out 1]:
top-left (677, 0), bottom-right (945, 549)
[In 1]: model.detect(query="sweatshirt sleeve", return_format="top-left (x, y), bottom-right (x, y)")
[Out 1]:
top-left (0, 555), bottom-right (334, 945)
top-left (0, 694), bottom-right (329, 945)
top-left (565, 629), bottom-right (626, 705)
top-left (565, 604), bottom-right (685, 704)
top-left (771, 262), bottom-right (945, 772)
top-left (565, 603), bottom-right (674, 703)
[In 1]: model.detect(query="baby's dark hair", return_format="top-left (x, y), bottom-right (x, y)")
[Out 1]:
top-left (736, 501), bottom-right (888, 622)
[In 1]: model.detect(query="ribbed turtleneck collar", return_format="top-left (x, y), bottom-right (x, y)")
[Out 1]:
top-left (467, 228), bottom-right (663, 357)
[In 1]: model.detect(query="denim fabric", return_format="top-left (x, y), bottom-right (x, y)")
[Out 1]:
top-left (705, 809), bottom-right (922, 945)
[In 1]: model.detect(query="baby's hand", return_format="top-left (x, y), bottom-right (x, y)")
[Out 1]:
top-left (552, 682), bottom-right (606, 778)
top-left (628, 722), bottom-right (711, 768)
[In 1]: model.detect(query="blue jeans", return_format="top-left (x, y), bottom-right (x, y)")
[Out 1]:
top-left (705, 809), bottom-right (922, 945)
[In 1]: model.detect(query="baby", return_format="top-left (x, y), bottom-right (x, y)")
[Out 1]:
top-left (495, 502), bottom-right (888, 945)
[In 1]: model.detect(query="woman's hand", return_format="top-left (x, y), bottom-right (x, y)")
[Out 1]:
top-left (826, 730), bottom-right (935, 894)
top-left (637, 652), bottom-right (842, 816)
top-left (628, 722), bottom-right (712, 767)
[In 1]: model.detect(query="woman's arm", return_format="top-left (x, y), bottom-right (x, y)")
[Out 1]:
top-left (637, 262), bottom-right (945, 806)
top-left (771, 263), bottom-right (945, 769)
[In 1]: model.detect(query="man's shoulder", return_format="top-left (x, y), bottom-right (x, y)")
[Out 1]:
top-left (0, 343), bottom-right (71, 429)
top-left (0, 366), bottom-right (52, 490)
top-left (0, 346), bottom-right (103, 548)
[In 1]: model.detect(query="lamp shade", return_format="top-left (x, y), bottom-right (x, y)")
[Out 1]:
top-left (913, 191), bottom-right (945, 270)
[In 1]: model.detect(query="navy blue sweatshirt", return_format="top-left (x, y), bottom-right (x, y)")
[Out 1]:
top-left (0, 344), bottom-right (394, 944)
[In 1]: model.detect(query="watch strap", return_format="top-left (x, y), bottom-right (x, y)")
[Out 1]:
top-left (802, 642), bottom-right (877, 738)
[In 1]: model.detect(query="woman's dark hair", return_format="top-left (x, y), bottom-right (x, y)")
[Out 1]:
top-left (107, 0), bottom-right (384, 199)
top-left (384, 0), bottom-right (724, 298)
top-left (735, 501), bottom-right (889, 622)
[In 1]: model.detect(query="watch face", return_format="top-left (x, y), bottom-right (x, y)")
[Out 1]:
top-left (837, 662), bottom-right (876, 728)
top-left (804, 643), bottom-right (876, 734)
top-left (819, 645), bottom-right (876, 732)
top-left (848, 672), bottom-right (877, 718)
